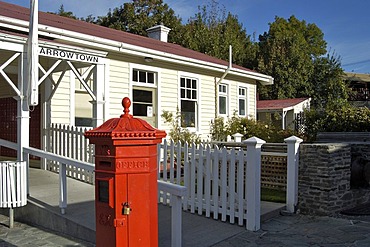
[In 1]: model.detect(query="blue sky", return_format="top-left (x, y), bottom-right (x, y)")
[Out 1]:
top-left (5, 0), bottom-right (370, 73)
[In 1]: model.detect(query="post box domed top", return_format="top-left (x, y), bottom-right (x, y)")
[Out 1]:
top-left (84, 97), bottom-right (166, 141)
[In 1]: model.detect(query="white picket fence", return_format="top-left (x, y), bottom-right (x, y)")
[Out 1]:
top-left (158, 136), bottom-right (302, 231)
top-left (158, 137), bottom-right (267, 231)
top-left (46, 124), bottom-right (94, 183)
top-left (46, 124), bottom-right (302, 231)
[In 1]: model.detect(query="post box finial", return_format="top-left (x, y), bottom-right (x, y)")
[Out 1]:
top-left (122, 97), bottom-right (131, 117)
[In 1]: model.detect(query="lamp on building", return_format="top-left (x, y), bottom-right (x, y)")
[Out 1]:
top-left (144, 57), bottom-right (153, 63)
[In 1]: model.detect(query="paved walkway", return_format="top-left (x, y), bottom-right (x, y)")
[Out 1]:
top-left (0, 214), bottom-right (93, 247)
top-left (2, 212), bottom-right (370, 246)
top-left (2, 167), bottom-right (370, 246)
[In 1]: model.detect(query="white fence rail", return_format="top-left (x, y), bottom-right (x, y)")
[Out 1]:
top-left (158, 137), bottom-right (267, 231)
top-left (158, 136), bottom-right (302, 231)
top-left (46, 124), bottom-right (94, 184)
top-left (0, 138), bottom-right (186, 246)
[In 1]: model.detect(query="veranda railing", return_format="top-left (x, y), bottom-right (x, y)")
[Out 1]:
top-left (0, 138), bottom-right (187, 246)
top-left (46, 123), bottom-right (94, 183)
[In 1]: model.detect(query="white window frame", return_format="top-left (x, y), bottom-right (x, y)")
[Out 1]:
top-left (131, 66), bottom-right (158, 88)
top-left (179, 73), bottom-right (199, 131)
top-left (238, 86), bottom-right (247, 117)
top-left (129, 63), bottom-right (161, 126)
top-left (218, 83), bottom-right (229, 116)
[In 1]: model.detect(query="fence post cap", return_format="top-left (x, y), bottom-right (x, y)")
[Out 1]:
top-left (284, 135), bottom-right (303, 144)
top-left (232, 133), bottom-right (243, 138)
top-left (243, 136), bottom-right (266, 145)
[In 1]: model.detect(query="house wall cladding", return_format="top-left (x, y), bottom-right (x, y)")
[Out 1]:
top-left (298, 143), bottom-right (370, 216)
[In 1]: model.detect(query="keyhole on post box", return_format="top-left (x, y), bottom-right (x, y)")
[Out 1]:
top-left (122, 202), bottom-right (131, 215)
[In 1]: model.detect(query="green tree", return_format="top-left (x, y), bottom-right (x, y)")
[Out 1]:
top-left (55, 4), bottom-right (77, 19)
top-left (96, 0), bottom-right (183, 43)
top-left (257, 15), bottom-right (327, 100)
top-left (180, 0), bottom-right (256, 67)
top-left (310, 52), bottom-right (349, 110)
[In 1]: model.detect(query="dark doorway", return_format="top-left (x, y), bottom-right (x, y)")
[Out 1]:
top-left (0, 97), bottom-right (41, 159)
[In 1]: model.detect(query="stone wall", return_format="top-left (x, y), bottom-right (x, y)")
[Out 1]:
top-left (298, 143), bottom-right (370, 216)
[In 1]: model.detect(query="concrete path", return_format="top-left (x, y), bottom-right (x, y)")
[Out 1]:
top-left (0, 213), bottom-right (94, 247)
top-left (2, 210), bottom-right (370, 246)
top-left (1, 167), bottom-right (370, 246)
top-left (213, 214), bottom-right (370, 247)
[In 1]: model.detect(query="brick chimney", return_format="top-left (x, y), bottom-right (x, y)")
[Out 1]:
top-left (146, 25), bottom-right (171, 42)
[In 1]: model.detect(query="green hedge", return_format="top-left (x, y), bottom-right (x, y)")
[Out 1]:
top-left (304, 105), bottom-right (370, 141)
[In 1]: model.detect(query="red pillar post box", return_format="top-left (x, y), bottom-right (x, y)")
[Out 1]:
top-left (85, 97), bottom-right (166, 247)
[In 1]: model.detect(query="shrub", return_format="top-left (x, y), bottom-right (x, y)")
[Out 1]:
top-left (304, 105), bottom-right (370, 141)
top-left (211, 112), bottom-right (298, 143)
top-left (161, 109), bottom-right (201, 144)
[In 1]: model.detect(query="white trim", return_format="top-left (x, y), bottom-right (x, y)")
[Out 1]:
top-left (178, 72), bottom-right (200, 132)
top-left (237, 84), bottom-right (248, 117)
top-left (70, 70), bottom-right (76, 126)
top-left (0, 40), bottom-right (24, 52)
top-left (129, 63), bottom-right (161, 127)
top-left (217, 81), bottom-right (230, 117)
top-left (0, 52), bottom-right (21, 96)
top-left (103, 59), bottom-right (110, 122)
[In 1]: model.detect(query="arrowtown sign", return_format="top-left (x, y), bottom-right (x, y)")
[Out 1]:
top-left (39, 47), bottom-right (100, 63)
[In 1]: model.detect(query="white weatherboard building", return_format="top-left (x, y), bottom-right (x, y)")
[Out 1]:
top-left (0, 2), bottom-right (273, 155)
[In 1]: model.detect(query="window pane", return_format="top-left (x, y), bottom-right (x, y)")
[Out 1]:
top-left (139, 71), bottom-right (146, 83)
top-left (133, 89), bottom-right (152, 103)
top-left (133, 103), bottom-right (148, 116)
top-left (181, 89), bottom-right (185, 98)
top-left (192, 80), bottom-right (196, 89)
top-left (192, 90), bottom-right (197, 99)
top-left (181, 100), bottom-right (196, 127)
top-left (181, 78), bottom-right (185, 87)
top-left (239, 99), bottom-right (246, 115)
top-left (187, 89), bottom-right (191, 99)
top-left (147, 72), bottom-right (154, 84)
top-left (133, 69), bottom-right (138, 82)
top-left (187, 79), bottom-right (191, 88)
top-left (219, 96), bottom-right (226, 114)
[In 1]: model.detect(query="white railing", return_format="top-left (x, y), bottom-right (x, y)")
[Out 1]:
top-left (0, 138), bottom-right (186, 246)
top-left (158, 181), bottom-right (187, 247)
top-left (46, 124), bottom-right (94, 183)
top-left (24, 146), bottom-right (95, 215)
top-left (158, 136), bottom-right (302, 231)
top-left (158, 137), bottom-right (266, 231)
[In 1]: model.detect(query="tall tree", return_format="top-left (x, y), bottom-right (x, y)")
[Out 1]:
top-left (310, 52), bottom-right (348, 109)
top-left (257, 16), bottom-right (327, 100)
top-left (180, 1), bottom-right (255, 67)
top-left (97, 0), bottom-right (183, 43)
top-left (55, 4), bottom-right (77, 19)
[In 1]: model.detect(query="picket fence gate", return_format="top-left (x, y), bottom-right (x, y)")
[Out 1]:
top-left (158, 139), bottom-right (263, 228)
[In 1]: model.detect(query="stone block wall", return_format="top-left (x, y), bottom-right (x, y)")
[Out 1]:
top-left (298, 143), bottom-right (370, 216)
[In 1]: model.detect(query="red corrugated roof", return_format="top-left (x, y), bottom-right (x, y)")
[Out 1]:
top-left (0, 1), bottom-right (254, 73)
top-left (257, 98), bottom-right (309, 110)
